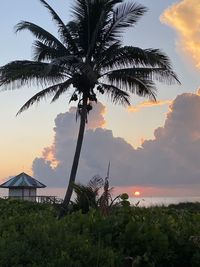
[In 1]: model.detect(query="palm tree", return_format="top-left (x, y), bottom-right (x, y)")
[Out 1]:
top-left (72, 173), bottom-right (120, 215)
top-left (72, 175), bottom-right (104, 213)
top-left (0, 0), bottom-right (180, 218)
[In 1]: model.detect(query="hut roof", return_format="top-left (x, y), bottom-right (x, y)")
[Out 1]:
top-left (0, 172), bottom-right (46, 188)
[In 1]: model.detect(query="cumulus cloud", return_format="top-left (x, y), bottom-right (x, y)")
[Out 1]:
top-left (128, 100), bottom-right (172, 112)
top-left (160, 0), bottom-right (200, 69)
top-left (32, 93), bottom-right (200, 190)
top-left (32, 102), bottom-right (107, 187)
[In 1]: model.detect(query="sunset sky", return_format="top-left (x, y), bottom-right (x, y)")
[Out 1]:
top-left (1, 0), bottom-right (200, 198)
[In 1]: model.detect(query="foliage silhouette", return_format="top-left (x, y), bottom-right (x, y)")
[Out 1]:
top-left (72, 174), bottom-right (121, 214)
top-left (0, 0), bottom-right (180, 217)
top-left (0, 199), bottom-right (199, 266)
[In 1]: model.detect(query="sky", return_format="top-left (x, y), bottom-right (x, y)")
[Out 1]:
top-left (1, 0), bottom-right (200, 198)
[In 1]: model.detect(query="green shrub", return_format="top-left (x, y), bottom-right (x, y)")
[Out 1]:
top-left (0, 199), bottom-right (199, 266)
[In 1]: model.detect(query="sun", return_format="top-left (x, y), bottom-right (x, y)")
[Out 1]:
top-left (134, 191), bottom-right (141, 196)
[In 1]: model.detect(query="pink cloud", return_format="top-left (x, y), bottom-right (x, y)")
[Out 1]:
top-left (32, 93), bottom-right (200, 197)
top-left (128, 100), bottom-right (172, 112)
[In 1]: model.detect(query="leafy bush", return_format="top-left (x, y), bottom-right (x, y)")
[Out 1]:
top-left (0, 199), bottom-right (199, 266)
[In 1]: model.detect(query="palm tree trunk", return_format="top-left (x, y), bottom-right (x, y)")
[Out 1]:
top-left (58, 96), bottom-right (87, 219)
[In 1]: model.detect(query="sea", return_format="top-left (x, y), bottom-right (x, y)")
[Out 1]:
top-left (38, 188), bottom-right (200, 207)
top-left (129, 196), bottom-right (200, 207)
top-left (1, 187), bottom-right (200, 207)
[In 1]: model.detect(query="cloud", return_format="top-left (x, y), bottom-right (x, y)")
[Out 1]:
top-left (32, 102), bottom-right (107, 187)
top-left (128, 100), bottom-right (172, 112)
top-left (160, 0), bottom-right (200, 69)
top-left (32, 93), bottom-right (200, 191)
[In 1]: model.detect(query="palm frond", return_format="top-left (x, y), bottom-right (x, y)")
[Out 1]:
top-left (15, 21), bottom-right (67, 51)
top-left (103, 70), bottom-right (157, 100)
top-left (85, 7), bottom-right (106, 61)
top-left (49, 57), bottom-right (93, 79)
top-left (131, 78), bottom-right (157, 100)
top-left (103, 67), bottom-right (179, 85)
top-left (73, 182), bottom-right (98, 212)
top-left (51, 55), bottom-right (81, 67)
top-left (98, 191), bottom-right (112, 210)
top-left (87, 175), bottom-right (104, 195)
top-left (94, 41), bottom-right (121, 69)
top-left (85, 1), bottom-right (123, 60)
top-left (71, 0), bottom-right (89, 22)
top-left (32, 40), bottom-right (67, 61)
top-left (71, 0), bottom-right (95, 55)
top-left (97, 46), bottom-right (180, 84)
top-left (98, 174), bottom-right (114, 215)
top-left (101, 3), bottom-right (147, 46)
top-left (16, 80), bottom-right (71, 115)
top-left (0, 60), bottom-right (64, 90)
top-left (71, 0), bottom-right (120, 56)
top-left (99, 83), bottom-right (130, 106)
top-left (113, 2), bottom-right (147, 30)
top-left (66, 21), bottom-right (79, 40)
top-left (51, 78), bottom-right (73, 102)
top-left (97, 46), bottom-right (156, 69)
top-left (105, 0), bottom-right (124, 8)
top-left (38, 0), bottom-right (79, 54)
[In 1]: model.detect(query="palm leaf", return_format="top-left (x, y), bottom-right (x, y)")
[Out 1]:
top-left (85, 0), bottom-right (124, 60)
top-left (97, 46), bottom-right (180, 84)
top-left (94, 41), bottom-right (121, 69)
top-left (38, 0), bottom-right (79, 54)
top-left (32, 40), bottom-right (67, 61)
top-left (73, 182), bottom-right (98, 212)
top-left (131, 78), bottom-right (157, 100)
top-left (0, 60), bottom-right (64, 89)
top-left (51, 78), bottom-right (73, 102)
top-left (71, 0), bottom-right (89, 22)
top-left (112, 2), bottom-right (148, 30)
top-left (15, 21), bottom-right (67, 51)
top-left (103, 70), bottom-right (157, 100)
top-left (71, 0), bottom-right (115, 56)
top-left (16, 80), bottom-right (71, 115)
top-left (99, 83), bottom-right (130, 106)
top-left (51, 55), bottom-right (81, 67)
top-left (71, 0), bottom-right (92, 55)
top-left (101, 3), bottom-right (147, 46)
top-left (103, 67), bottom-right (179, 84)
top-left (85, 7), bottom-right (106, 61)
top-left (87, 175), bottom-right (104, 195)
top-left (49, 57), bottom-right (94, 79)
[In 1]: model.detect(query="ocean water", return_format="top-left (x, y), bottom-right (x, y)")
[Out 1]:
top-left (129, 196), bottom-right (200, 207)
top-left (1, 187), bottom-right (200, 207)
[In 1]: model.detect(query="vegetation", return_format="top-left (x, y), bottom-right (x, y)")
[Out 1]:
top-left (72, 174), bottom-right (121, 214)
top-left (0, 0), bottom-right (180, 216)
top-left (0, 199), bottom-right (199, 267)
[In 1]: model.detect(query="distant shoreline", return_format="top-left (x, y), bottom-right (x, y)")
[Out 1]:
top-left (130, 196), bottom-right (200, 207)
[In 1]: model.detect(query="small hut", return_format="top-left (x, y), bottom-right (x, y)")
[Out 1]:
top-left (0, 172), bottom-right (46, 201)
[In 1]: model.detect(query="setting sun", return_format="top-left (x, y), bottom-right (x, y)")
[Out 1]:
top-left (134, 191), bottom-right (141, 196)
